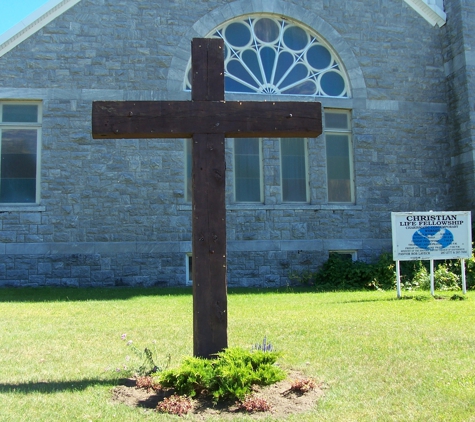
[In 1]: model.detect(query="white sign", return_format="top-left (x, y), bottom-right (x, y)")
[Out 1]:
top-left (391, 211), bottom-right (472, 261)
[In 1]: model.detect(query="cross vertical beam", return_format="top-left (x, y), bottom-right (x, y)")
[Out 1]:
top-left (191, 39), bottom-right (227, 358)
top-left (91, 38), bottom-right (322, 360)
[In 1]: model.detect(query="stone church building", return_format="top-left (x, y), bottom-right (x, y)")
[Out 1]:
top-left (0, 0), bottom-right (473, 287)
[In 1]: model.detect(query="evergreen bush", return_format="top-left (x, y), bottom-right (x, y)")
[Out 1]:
top-left (158, 347), bottom-right (285, 403)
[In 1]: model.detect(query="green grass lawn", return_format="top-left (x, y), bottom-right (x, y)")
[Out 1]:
top-left (0, 287), bottom-right (474, 421)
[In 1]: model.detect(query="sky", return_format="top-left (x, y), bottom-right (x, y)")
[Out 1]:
top-left (0, 0), bottom-right (50, 36)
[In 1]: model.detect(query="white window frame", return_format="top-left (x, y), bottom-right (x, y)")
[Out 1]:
top-left (324, 109), bottom-right (354, 204)
top-left (0, 101), bottom-right (42, 205)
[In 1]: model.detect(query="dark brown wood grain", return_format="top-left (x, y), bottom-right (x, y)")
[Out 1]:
top-left (92, 101), bottom-right (322, 139)
top-left (91, 38), bottom-right (322, 359)
top-left (191, 133), bottom-right (227, 358)
top-left (192, 38), bottom-right (224, 102)
top-left (190, 39), bottom-right (228, 358)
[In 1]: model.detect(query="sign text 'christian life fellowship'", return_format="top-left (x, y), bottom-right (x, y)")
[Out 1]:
top-left (391, 211), bottom-right (472, 261)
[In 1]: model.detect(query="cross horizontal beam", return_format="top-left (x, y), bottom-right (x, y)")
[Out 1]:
top-left (92, 101), bottom-right (322, 139)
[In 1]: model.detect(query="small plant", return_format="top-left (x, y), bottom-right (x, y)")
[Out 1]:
top-left (135, 375), bottom-right (160, 392)
top-left (434, 264), bottom-right (460, 291)
top-left (450, 294), bottom-right (467, 301)
top-left (120, 334), bottom-right (170, 376)
top-left (410, 263), bottom-right (430, 290)
top-left (236, 395), bottom-right (271, 412)
top-left (289, 377), bottom-right (317, 393)
top-left (252, 336), bottom-right (275, 352)
top-left (156, 394), bottom-right (193, 416)
top-left (289, 269), bottom-right (315, 286)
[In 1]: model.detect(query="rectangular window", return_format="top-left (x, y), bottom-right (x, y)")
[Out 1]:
top-left (0, 102), bottom-right (41, 204)
top-left (329, 250), bottom-right (357, 261)
top-left (234, 138), bottom-right (262, 202)
top-left (325, 110), bottom-right (353, 203)
top-left (281, 138), bottom-right (308, 202)
top-left (186, 253), bottom-right (193, 285)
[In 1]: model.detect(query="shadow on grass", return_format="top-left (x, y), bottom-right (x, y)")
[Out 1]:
top-left (0, 286), bottom-right (316, 303)
top-left (0, 378), bottom-right (123, 394)
top-left (0, 286), bottom-right (193, 303)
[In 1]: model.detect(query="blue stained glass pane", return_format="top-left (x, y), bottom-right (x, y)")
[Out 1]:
top-left (325, 113), bottom-right (348, 130)
top-left (227, 60), bottom-right (259, 88)
top-left (1, 154), bottom-right (36, 178)
top-left (274, 52), bottom-right (294, 83)
top-left (279, 64), bottom-right (308, 90)
top-left (320, 71), bottom-right (345, 97)
top-left (282, 80), bottom-right (316, 95)
top-left (283, 26), bottom-right (308, 51)
top-left (326, 135), bottom-right (350, 179)
top-left (235, 138), bottom-right (259, 155)
top-left (235, 138), bottom-right (261, 202)
top-left (281, 138), bottom-right (306, 202)
top-left (2, 105), bottom-right (38, 123)
top-left (242, 50), bottom-right (263, 84)
top-left (259, 47), bottom-right (276, 83)
top-left (235, 178), bottom-right (261, 202)
top-left (224, 22), bottom-right (251, 47)
top-left (306, 44), bottom-right (332, 70)
top-left (0, 179), bottom-right (36, 203)
top-left (254, 18), bottom-right (279, 43)
top-left (225, 76), bottom-right (255, 93)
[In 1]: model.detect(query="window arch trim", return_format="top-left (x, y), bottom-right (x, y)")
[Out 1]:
top-left (184, 15), bottom-right (350, 98)
top-left (167, 0), bottom-right (367, 102)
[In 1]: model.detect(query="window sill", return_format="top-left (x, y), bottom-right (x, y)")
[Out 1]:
top-left (227, 204), bottom-right (362, 211)
top-left (178, 204), bottom-right (362, 211)
top-left (0, 205), bottom-right (46, 212)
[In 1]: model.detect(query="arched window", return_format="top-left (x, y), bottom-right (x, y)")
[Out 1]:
top-left (185, 16), bottom-right (349, 98)
top-left (184, 16), bottom-right (354, 205)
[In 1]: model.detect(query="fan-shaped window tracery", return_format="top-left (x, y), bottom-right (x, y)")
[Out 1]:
top-left (185, 16), bottom-right (349, 98)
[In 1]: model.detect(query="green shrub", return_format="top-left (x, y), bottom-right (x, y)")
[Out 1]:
top-left (313, 254), bottom-right (371, 291)
top-left (159, 356), bottom-right (214, 397)
top-left (158, 347), bottom-right (286, 403)
top-left (371, 253), bottom-right (397, 290)
top-left (290, 249), bottom-right (475, 292)
top-left (441, 250), bottom-right (475, 290)
top-left (293, 252), bottom-right (396, 292)
top-left (408, 262), bottom-right (430, 291)
top-left (434, 264), bottom-right (460, 291)
top-left (405, 261), bottom-right (461, 291)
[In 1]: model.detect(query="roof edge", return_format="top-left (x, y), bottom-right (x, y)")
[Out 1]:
top-left (403, 0), bottom-right (447, 27)
top-left (0, 0), bottom-right (82, 58)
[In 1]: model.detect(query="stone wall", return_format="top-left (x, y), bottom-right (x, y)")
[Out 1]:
top-left (443, 0), bottom-right (475, 211)
top-left (0, 0), bottom-right (460, 287)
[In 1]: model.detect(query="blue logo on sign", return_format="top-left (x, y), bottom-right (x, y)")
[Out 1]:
top-left (412, 226), bottom-right (454, 251)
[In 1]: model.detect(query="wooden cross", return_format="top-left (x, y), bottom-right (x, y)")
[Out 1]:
top-left (92, 38), bottom-right (322, 358)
